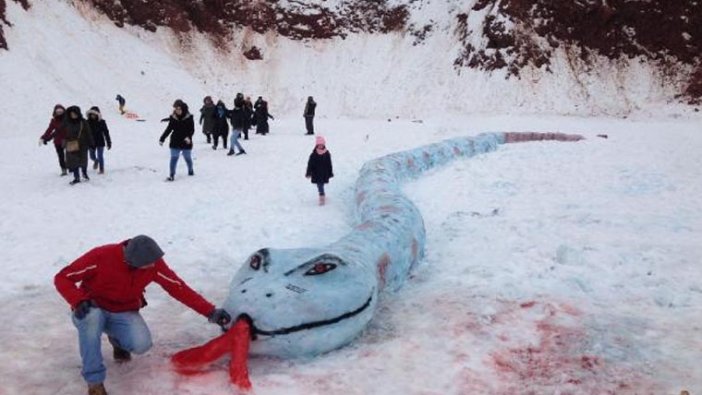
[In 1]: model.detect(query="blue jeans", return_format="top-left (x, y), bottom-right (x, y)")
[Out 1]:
top-left (72, 308), bottom-right (152, 384)
top-left (89, 147), bottom-right (105, 171)
top-left (170, 148), bottom-right (193, 177)
top-left (230, 130), bottom-right (245, 153)
top-left (316, 183), bottom-right (325, 196)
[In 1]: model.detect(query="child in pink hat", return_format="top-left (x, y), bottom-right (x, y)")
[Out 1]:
top-left (305, 136), bottom-right (334, 206)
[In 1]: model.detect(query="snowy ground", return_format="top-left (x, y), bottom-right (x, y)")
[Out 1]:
top-left (0, 110), bottom-right (700, 395)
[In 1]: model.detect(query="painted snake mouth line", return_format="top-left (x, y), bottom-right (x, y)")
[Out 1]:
top-left (251, 292), bottom-right (374, 337)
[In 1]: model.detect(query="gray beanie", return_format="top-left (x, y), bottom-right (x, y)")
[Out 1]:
top-left (124, 235), bottom-right (164, 267)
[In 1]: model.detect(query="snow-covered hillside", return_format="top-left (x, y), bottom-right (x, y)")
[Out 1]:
top-left (1, 0), bottom-right (700, 120)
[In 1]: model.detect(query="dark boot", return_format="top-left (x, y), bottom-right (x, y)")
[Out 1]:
top-left (227, 149), bottom-right (235, 156)
top-left (109, 337), bottom-right (131, 363)
top-left (87, 382), bottom-right (107, 395)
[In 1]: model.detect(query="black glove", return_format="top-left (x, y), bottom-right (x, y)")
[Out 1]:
top-left (74, 300), bottom-right (94, 320)
top-left (208, 308), bottom-right (231, 326)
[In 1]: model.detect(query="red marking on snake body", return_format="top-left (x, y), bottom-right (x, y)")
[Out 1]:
top-left (355, 221), bottom-right (374, 231)
top-left (356, 191), bottom-right (367, 205)
top-left (377, 254), bottom-right (391, 290)
top-left (504, 132), bottom-right (584, 143)
top-left (410, 238), bottom-right (419, 269)
top-left (172, 319), bottom-right (252, 391)
top-left (379, 205), bottom-right (401, 213)
top-left (453, 146), bottom-right (462, 155)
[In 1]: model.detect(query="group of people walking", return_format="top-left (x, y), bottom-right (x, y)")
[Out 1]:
top-left (198, 93), bottom-right (275, 154)
top-left (39, 96), bottom-right (330, 204)
top-left (159, 94), bottom-right (275, 181)
top-left (40, 105), bottom-right (112, 185)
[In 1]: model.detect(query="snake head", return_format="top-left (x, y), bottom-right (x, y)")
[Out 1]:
top-left (222, 247), bottom-right (377, 358)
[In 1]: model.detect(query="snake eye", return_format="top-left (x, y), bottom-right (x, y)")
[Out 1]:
top-left (250, 255), bottom-right (262, 270)
top-left (305, 262), bottom-right (337, 276)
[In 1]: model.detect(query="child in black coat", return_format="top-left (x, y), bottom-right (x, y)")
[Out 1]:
top-left (305, 136), bottom-right (333, 206)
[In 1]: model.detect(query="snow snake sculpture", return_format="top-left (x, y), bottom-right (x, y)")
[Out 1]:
top-left (171, 132), bottom-right (584, 390)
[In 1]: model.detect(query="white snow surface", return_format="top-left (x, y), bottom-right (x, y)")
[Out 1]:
top-left (0, 1), bottom-right (701, 395)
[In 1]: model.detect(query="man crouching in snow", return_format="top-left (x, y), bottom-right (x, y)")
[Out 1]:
top-left (54, 235), bottom-right (231, 395)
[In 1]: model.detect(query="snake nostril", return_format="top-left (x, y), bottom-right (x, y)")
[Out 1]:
top-left (265, 292), bottom-right (273, 298)
top-left (241, 289), bottom-right (247, 294)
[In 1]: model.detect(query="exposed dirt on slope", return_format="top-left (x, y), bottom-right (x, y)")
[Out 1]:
top-left (0, 0), bottom-right (29, 49)
top-left (81, 0), bottom-right (408, 44)
top-left (2, 0), bottom-right (700, 103)
top-left (455, 0), bottom-right (701, 102)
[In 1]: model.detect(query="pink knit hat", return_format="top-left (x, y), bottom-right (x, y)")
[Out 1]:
top-left (315, 136), bottom-right (326, 146)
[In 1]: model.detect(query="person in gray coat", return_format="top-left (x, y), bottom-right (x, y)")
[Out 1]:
top-left (199, 96), bottom-right (215, 144)
top-left (64, 106), bottom-right (94, 185)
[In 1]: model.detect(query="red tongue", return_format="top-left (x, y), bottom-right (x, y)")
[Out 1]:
top-left (229, 319), bottom-right (252, 390)
top-left (171, 318), bottom-right (252, 391)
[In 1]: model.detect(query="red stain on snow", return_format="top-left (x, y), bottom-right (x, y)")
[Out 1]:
top-left (484, 301), bottom-right (655, 394)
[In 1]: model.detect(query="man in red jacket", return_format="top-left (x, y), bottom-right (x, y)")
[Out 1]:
top-left (55, 235), bottom-right (231, 395)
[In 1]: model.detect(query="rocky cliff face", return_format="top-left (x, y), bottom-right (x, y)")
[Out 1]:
top-left (1, 0), bottom-right (700, 106)
top-left (0, 0), bottom-right (28, 49)
top-left (84, 0), bottom-right (409, 41)
top-left (453, 0), bottom-right (701, 104)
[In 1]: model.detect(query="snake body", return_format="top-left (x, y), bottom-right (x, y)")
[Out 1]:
top-left (221, 132), bottom-right (583, 358)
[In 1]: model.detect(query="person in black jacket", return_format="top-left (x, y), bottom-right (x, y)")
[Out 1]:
top-left (305, 135), bottom-right (333, 206)
top-left (254, 97), bottom-right (274, 135)
top-left (227, 100), bottom-right (247, 156)
top-left (304, 96), bottom-right (316, 135)
top-left (211, 100), bottom-right (229, 150)
top-left (64, 106), bottom-right (95, 185)
top-left (86, 107), bottom-right (112, 174)
top-left (199, 96), bottom-right (215, 144)
top-left (242, 96), bottom-right (253, 140)
top-left (159, 100), bottom-right (194, 181)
